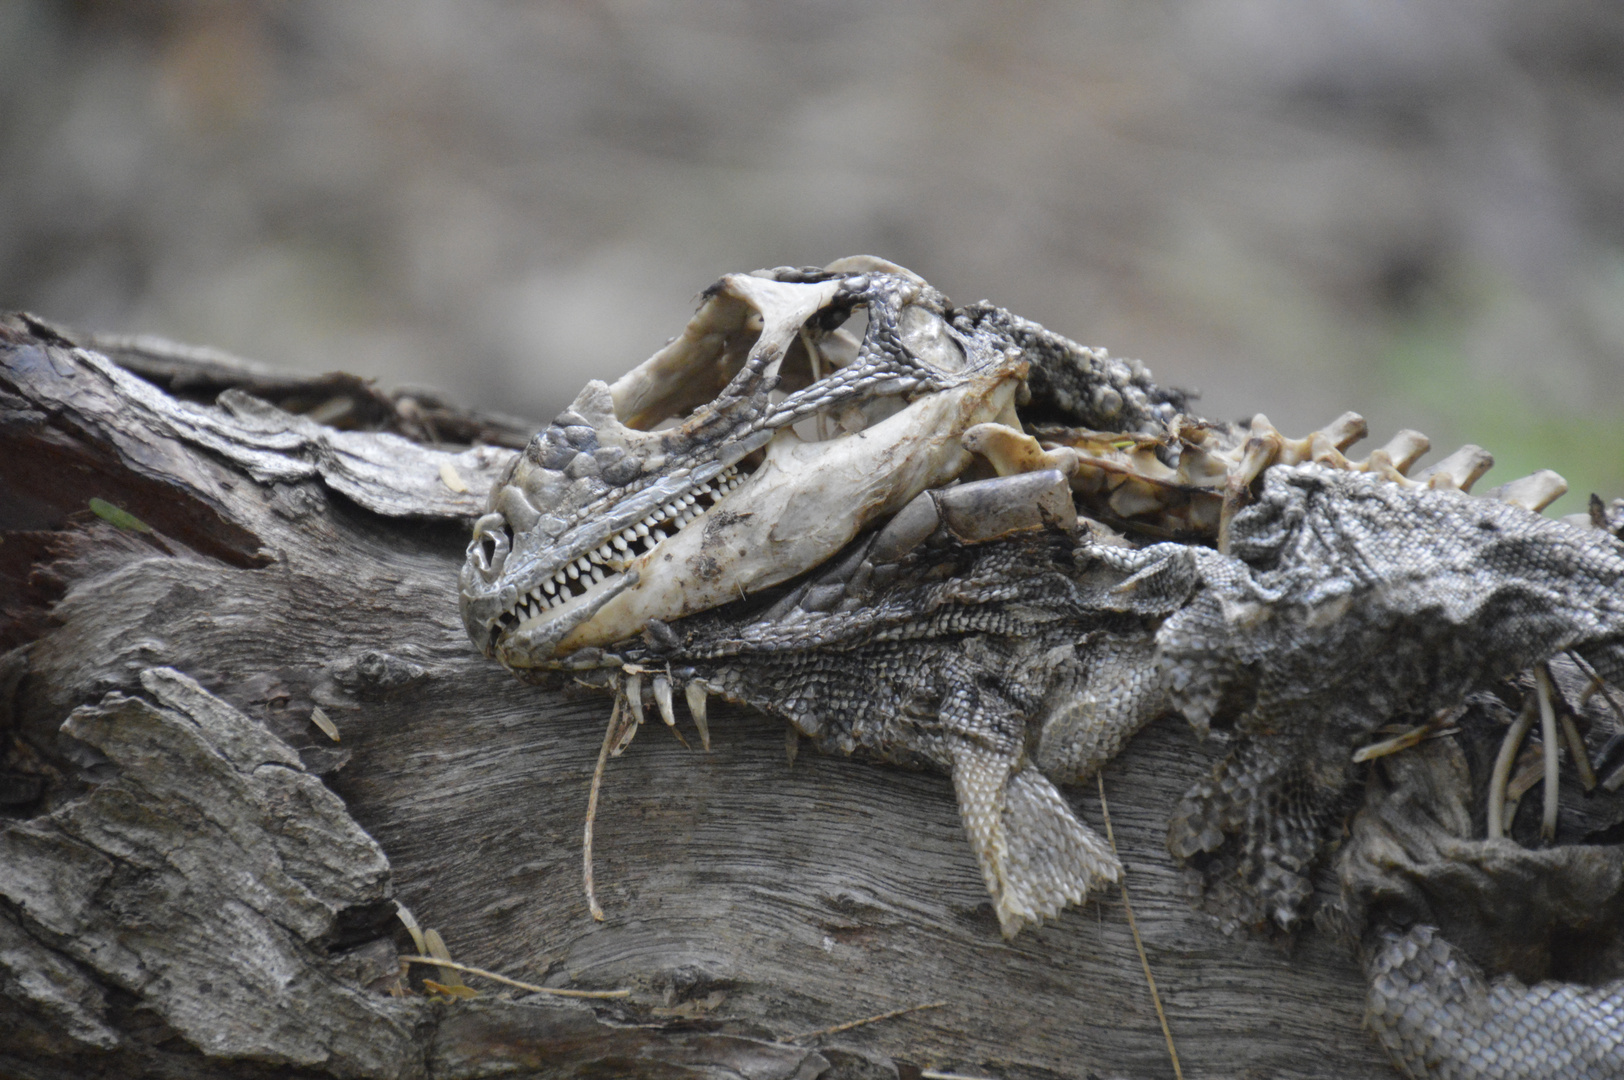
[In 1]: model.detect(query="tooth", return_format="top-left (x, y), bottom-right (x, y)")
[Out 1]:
top-left (590, 567), bottom-right (604, 583)
top-left (626, 673), bottom-right (646, 726)
top-left (685, 682), bottom-right (711, 751)
top-left (613, 535), bottom-right (629, 552)
top-left (588, 550), bottom-right (604, 564)
top-left (543, 579), bottom-right (557, 594)
top-left (653, 675), bottom-right (677, 728)
top-left (635, 522), bottom-right (650, 537)
top-left (642, 515), bottom-right (657, 528)
top-left (598, 543), bottom-right (614, 560)
top-left (567, 563), bottom-right (580, 579)
top-left (653, 528), bottom-right (668, 544)
top-left (682, 493), bottom-right (696, 505)
top-left (664, 503), bottom-right (680, 519)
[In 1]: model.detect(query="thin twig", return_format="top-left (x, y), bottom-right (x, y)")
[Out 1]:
top-left (398, 956), bottom-right (631, 998)
top-left (1097, 774), bottom-right (1183, 1080)
top-left (789, 1000), bottom-right (946, 1041)
top-left (584, 694), bottom-right (623, 921)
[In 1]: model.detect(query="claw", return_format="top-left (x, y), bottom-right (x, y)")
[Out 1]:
top-left (685, 681), bottom-right (711, 751)
top-left (1489, 470), bottom-right (1568, 513)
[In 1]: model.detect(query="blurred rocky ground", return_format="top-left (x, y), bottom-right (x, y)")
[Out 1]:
top-left (2, 0), bottom-right (1620, 511)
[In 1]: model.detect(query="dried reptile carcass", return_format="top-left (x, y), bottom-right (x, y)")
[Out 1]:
top-left (460, 258), bottom-right (1624, 1078)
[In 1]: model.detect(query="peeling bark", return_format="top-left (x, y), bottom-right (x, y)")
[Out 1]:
top-left (0, 314), bottom-right (1396, 1079)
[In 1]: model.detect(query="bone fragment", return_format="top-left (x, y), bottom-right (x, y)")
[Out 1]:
top-left (869, 490), bottom-right (942, 565)
top-left (1414, 445), bottom-right (1494, 492)
top-left (1352, 723), bottom-right (1432, 763)
top-left (962, 422), bottom-right (1060, 477)
top-left (1489, 470), bottom-right (1569, 513)
top-left (935, 470), bottom-right (1076, 543)
top-left (1323, 411), bottom-right (1368, 450)
top-left (1374, 429), bottom-right (1430, 474)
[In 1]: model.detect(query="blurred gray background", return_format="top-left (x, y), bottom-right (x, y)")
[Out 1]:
top-left (3, 0), bottom-right (1621, 512)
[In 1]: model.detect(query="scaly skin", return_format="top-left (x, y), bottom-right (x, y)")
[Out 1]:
top-left (461, 258), bottom-right (1624, 1077)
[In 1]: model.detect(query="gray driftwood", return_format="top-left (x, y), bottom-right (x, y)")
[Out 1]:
top-left (0, 314), bottom-right (1396, 1079)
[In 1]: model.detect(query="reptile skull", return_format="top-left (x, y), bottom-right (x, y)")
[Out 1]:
top-left (460, 257), bottom-right (1030, 669)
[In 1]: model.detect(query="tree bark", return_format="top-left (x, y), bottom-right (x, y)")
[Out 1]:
top-left (0, 314), bottom-right (1396, 1079)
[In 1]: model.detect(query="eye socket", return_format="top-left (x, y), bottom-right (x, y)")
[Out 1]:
top-left (898, 305), bottom-right (965, 374)
top-left (469, 513), bottom-right (511, 577)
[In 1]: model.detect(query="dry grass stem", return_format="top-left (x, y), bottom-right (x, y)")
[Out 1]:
top-left (789, 1000), bottom-right (946, 1041)
top-left (584, 694), bottom-right (625, 921)
top-left (398, 956), bottom-right (632, 998)
top-left (1097, 774), bottom-right (1184, 1080)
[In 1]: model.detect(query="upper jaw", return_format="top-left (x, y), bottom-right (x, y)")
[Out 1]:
top-left (459, 258), bottom-right (1021, 668)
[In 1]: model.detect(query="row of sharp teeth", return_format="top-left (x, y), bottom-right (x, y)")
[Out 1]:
top-left (509, 465), bottom-right (745, 624)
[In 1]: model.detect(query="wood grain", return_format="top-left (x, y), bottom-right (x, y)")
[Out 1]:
top-left (0, 316), bottom-right (1395, 1079)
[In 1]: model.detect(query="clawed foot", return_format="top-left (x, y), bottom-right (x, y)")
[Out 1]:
top-left (951, 742), bottom-right (1120, 937)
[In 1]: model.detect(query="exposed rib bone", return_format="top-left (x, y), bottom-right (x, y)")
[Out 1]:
top-left (1535, 665), bottom-right (1561, 842)
top-left (1560, 711), bottom-right (1597, 792)
top-left (1488, 693), bottom-right (1537, 840)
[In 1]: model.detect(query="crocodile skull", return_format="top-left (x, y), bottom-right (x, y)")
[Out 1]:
top-left (459, 257), bottom-right (1033, 670)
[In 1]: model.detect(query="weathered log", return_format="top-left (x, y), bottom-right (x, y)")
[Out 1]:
top-left (0, 313), bottom-right (1396, 1078)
